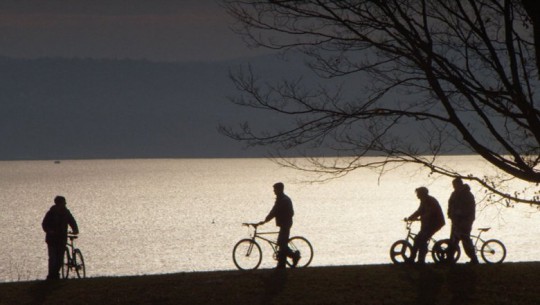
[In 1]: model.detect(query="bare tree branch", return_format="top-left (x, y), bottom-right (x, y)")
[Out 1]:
top-left (221, 0), bottom-right (540, 206)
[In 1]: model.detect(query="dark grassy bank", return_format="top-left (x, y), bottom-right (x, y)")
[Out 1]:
top-left (0, 263), bottom-right (538, 305)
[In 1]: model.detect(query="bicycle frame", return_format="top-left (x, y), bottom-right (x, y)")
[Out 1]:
top-left (234, 223), bottom-right (314, 270)
top-left (62, 234), bottom-right (85, 279)
top-left (66, 236), bottom-right (76, 255)
top-left (247, 225), bottom-right (281, 255)
top-left (390, 220), bottom-right (460, 264)
top-left (449, 228), bottom-right (487, 252)
top-left (403, 221), bottom-right (437, 251)
top-left (470, 232), bottom-right (486, 251)
top-left (445, 227), bottom-right (506, 264)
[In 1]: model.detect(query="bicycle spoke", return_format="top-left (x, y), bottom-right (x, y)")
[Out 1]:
top-left (481, 239), bottom-right (506, 264)
top-left (233, 239), bottom-right (262, 270)
top-left (287, 236), bottom-right (313, 268)
top-left (432, 239), bottom-right (460, 264)
top-left (390, 240), bottom-right (412, 264)
top-left (74, 249), bottom-right (86, 278)
top-left (61, 248), bottom-right (70, 279)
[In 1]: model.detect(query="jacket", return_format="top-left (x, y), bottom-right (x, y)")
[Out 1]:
top-left (42, 205), bottom-right (79, 245)
top-left (265, 194), bottom-right (294, 228)
top-left (448, 184), bottom-right (476, 226)
top-left (409, 195), bottom-right (445, 232)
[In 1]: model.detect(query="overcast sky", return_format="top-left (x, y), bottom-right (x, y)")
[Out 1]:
top-left (0, 0), bottom-right (265, 62)
top-left (0, 1), bottom-right (297, 160)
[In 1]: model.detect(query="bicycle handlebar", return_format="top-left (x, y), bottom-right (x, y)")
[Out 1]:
top-left (402, 218), bottom-right (419, 230)
top-left (242, 223), bottom-right (260, 228)
top-left (403, 218), bottom-right (420, 222)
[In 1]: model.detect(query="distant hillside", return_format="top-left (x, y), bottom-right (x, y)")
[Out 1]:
top-left (0, 56), bottom-right (472, 161)
top-left (0, 56), bottom-right (306, 160)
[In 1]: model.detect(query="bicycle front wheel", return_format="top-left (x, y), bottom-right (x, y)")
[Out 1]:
top-left (287, 236), bottom-right (313, 268)
top-left (481, 239), bottom-right (506, 264)
top-left (390, 240), bottom-right (412, 264)
top-left (232, 239), bottom-right (262, 270)
top-left (61, 248), bottom-right (71, 279)
top-left (73, 249), bottom-right (86, 278)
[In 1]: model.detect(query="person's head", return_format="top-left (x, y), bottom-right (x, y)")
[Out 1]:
top-left (415, 187), bottom-right (429, 199)
top-left (452, 177), bottom-right (464, 190)
top-left (54, 196), bottom-right (67, 206)
top-left (273, 182), bottom-right (285, 196)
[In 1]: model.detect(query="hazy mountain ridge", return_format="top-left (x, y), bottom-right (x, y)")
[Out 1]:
top-left (0, 56), bottom-right (288, 160)
top-left (0, 56), bottom-right (471, 160)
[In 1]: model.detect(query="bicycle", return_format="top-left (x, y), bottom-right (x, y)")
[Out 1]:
top-left (390, 219), bottom-right (460, 264)
top-left (61, 233), bottom-right (86, 279)
top-left (433, 227), bottom-right (506, 264)
top-left (232, 223), bottom-right (314, 270)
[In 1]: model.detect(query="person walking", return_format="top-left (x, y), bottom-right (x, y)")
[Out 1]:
top-left (259, 182), bottom-right (300, 269)
top-left (448, 178), bottom-right (479, 264)
top-left (406, 187), bottom-right (445, 264)
top-left (42, 196), bottom-right (79, 280)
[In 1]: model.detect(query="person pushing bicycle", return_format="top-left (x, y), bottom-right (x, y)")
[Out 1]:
top-left (448, 178), bottom-right (479, 264)
top-left (42, 196), bottom-right (79, 280)
top-left (258, 182), bottom-right (300, 269)
top-left (405, 187), bottom-right (445, 264)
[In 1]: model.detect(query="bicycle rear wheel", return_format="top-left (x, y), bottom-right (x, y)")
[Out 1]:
top-left (432, 239), bottom-right (461, 264)
top-left (73, 249), bottom-right (86, 278)
top-left (232, 239), bottom-right (262, 270)
top-left (390, 240), bottom-right (412, 264)
top-left (480, 239), bottom-right (506, 264)
top-left (61, 248), bottom-right (71, 279)
top-left (287, 236), bottom-right (313, 268)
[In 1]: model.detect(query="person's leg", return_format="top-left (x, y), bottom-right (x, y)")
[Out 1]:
top-left (47, 243), bottom-right (63, 280)
top-left (460, 224), bottom-right (479, 263)
top-left (47, 244), bottom-right (56, 279)
top-left (276, 227), bottom-right (291, 269)
top-left (415, 230), bottom-right (431, 264)
top-left (447, 224), bottom-right (460, 263)
top-left (54, 244), bottom-right (65, 277)
top-left (410, 239), bottom-right (419, 263)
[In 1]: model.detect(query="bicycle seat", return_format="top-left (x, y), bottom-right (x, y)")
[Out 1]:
top-left (478, 227), bottom-right (491, 232)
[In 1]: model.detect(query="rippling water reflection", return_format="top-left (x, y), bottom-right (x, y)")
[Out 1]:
top-left (0, 157), bottom-right (538, 282)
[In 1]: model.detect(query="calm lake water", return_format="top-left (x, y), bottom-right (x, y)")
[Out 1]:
top-left (0, 157), bottom-right (538, 282)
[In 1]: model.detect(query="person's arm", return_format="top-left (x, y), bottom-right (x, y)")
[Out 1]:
top-left (260, 204), bottom-right (277, 225)
top-left (67, 210), bottom-right (79, 234)
top-left (447, 193), bottom-right (455, 219)
top-left (407, 209), bottom-right (421, 221)
top-left (42, 211), bottom-right (53, 233)
top-left (407, 202), bottom-right (424, 221)
top-left (464, 193), bottom-right (476, 223)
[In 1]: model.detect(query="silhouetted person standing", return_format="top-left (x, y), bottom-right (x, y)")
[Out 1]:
top-left (42, 196), bottom-right (79, 280)
top-left (406, 187), bottom-right (445, 264)
top-left (259, 182), bottom-right (300, 269)
top-left (448, 178), bottom-right (479, 264)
